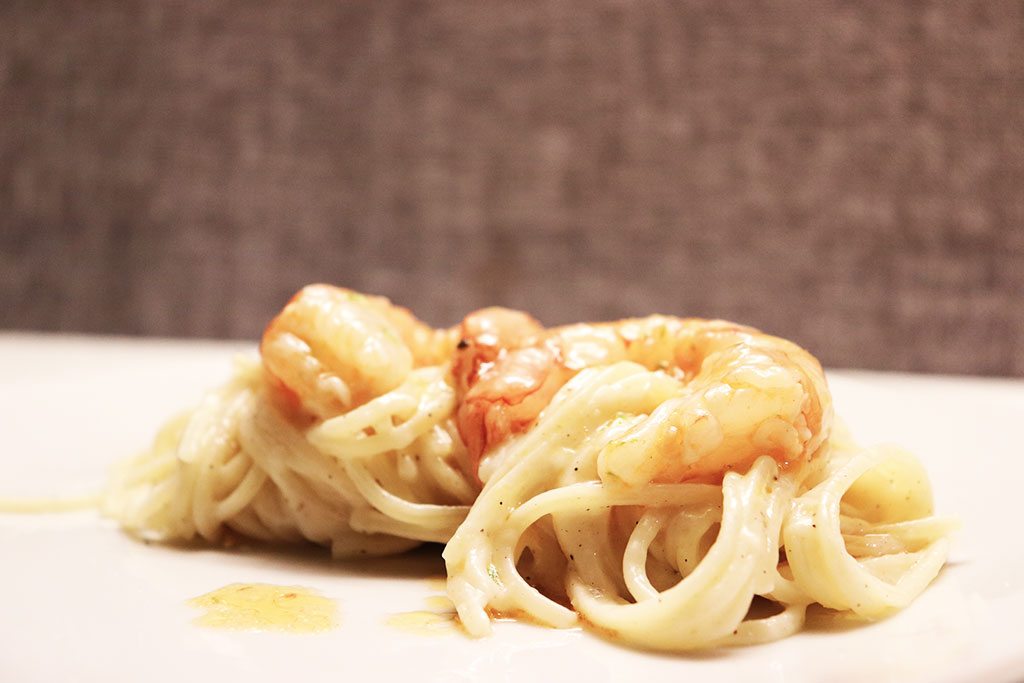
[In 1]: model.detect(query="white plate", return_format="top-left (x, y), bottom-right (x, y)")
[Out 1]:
top-left (2, 333), bottom-right (1023, 683)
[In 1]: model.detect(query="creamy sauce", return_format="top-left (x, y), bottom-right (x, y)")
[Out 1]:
top-left (423, 595), bottom-right (455, 611)
top-left (386, 610), bottom-right (459, 634)
top-left (188, 583), bottom-right (338, 634)
top-left (386, 580), bottom-right (458, 635)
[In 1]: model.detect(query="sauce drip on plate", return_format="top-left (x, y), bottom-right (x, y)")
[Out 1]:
top-left (386, 581), bottom-right (459, 635)
top-left (188, 583), bottom-right (337, 633)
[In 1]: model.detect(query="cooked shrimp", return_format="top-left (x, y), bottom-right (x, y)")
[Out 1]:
top-left (598, 321), bottom-right (832, 485)
top-left (453, 311), bottom-right (832, 484)
top-left (452, 309), bottom-right (564, 471)
top-left (261, 288), bottom-right (832, 483)
top-left (453, 310), bottom-right (640, 475)
top-left (261, 284), bottom-right (454, 421)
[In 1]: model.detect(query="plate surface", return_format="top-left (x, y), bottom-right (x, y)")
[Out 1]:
top-left (2, 333), bottom-right (1023, 683)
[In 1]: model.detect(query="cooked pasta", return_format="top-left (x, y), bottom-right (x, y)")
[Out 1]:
top-left (102, 284), bottom-right (956, 650)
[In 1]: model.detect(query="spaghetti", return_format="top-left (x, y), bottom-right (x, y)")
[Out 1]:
top-left (103, 285), bottom-right (956, 650)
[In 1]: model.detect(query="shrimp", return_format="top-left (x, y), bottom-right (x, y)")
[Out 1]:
top-left (260, 284), bottom-right (455, 421)
top-left (597, 317), bottom-right (832, 485)
top-left (453, 311), bottom-right (832, 485)
top-left (453, 310), bottom-right (646, 475)
top-left (451, 309), bottom-right (565, 468)
top-left (260, 287), bottom-right (832, 484)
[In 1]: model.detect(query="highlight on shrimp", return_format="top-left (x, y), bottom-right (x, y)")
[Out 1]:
top-left (104, 284), bottom-right (956, 652)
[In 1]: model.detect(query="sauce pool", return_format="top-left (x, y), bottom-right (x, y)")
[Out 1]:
top-left (188, 583), bottom-right (338, 634)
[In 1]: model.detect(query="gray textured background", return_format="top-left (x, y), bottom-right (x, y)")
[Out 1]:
top-left (2, 1), bottom-right (1022, 375)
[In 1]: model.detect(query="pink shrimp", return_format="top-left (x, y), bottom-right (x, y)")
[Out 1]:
top-left (260, 284), bottom-right (454, 422)
top-left (258, 287), bottom-right (832, 485)
top-left (599, 317), bottom-right (832, 485)
top-left (453, 311), bottom-right (832, 485)
top-left (451, 309), bottom-right (569, 473)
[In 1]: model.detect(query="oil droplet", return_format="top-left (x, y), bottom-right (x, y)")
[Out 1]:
top-left (423, 595), bottom-right (455, 611)
top-left (188, 583), bottom-right (338, 634)
top-left (387, 583), bottom-right (458, 635)
top-left (386, 610), bottom-right (458, 635)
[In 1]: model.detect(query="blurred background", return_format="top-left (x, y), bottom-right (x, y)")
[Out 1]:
top-left (1, 1), bottom-right (1021, 375)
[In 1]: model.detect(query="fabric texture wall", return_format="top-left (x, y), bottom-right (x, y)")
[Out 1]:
top-left (2, 1), bottom-right (1021, 375)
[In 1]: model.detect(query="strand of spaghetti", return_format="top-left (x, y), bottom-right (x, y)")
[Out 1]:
top-left (566, 457), bottom-right (782, 650)
top-left (219, 491), bottom-right (281, 541)
top-left (211, 456), bottom-right (268, 522)
top-left (622, 509), bottom-right (673, 601)
top-left (416, 424), bottom-right (478, 504)
top-left (763, 561), bottom-right (811, 607)
top-left (841, 515), bottom-right (959, 537)
top-left (784, 446), bottom-right (952, 616)
top-left (135, 369), bottom-right (261, 540)
top-left (342, 460), bottom-right (468, 541)
top-left (658, 506), bottom-right (721, 576)
top-left (240, 484), bottom-right (305, 541)
top-left (240, 398), bottom-right (426, 556)
top-left (239, 408), bottom-right (354, 541)
top-left (511, 481), bottom-right (722, 522)
top-left (347, 508), bottom-right (448, 543)
top-left (177, 358), bottom-right (260, 464)
top-left (190, 394), bottom-right (261, 539)
top-left (248, 399), bottom-right (366, 507)
top-left (168, 452), bottom-right (202, 538)
top-left (192, 444), bottom-right (262, 537)
top-left (193, 453), bottom-right (251, 538)
top-left (840, 516), bottom-right (961, 557)
top-left (726, 604), bottom-right (807, 646)
top-left (484, 481), bottom-right (724, 629)
top-left (309, 368), bottom-right (455, 458)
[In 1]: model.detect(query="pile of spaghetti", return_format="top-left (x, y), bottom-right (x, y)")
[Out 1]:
top-left (104, 285), bottom-right (956, 650)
